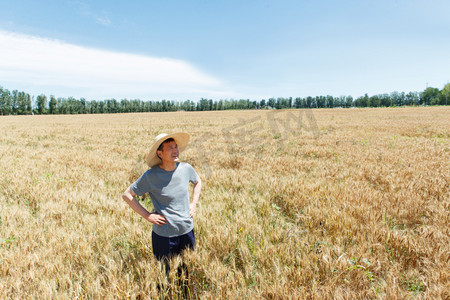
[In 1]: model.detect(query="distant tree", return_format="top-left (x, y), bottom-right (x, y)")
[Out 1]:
top-left (49, 96), bottom-right (57, 114)
top-left (16, 91), bottom-right (28, 115)
top-left (306, 96), bottom-right (313, 108)
top-left (98, 101), bottom-right (105, 113)
top-left (180, 100), bottom-right (188, 111)
top-left (326, 95), bottom-right (334, 108)
top-left (140, 100), bottom-right (146, 112)
top-left (369, 95), bottom-right (380, 107)
top-left (134, 99), bottom-right (141, 112)
top-left (26, 94), bottom-right (32, 114)
top-left (316, 96), bottom-right (325, 108)
top-left (276, 97), bottom-right (289, 109)
top-left (160, 100), bottom-right (166, 112)
top-left (361, 93), bottom-right (369, 107)
top-left (80, 98), bottom-right (87, 114)
top-left (208, 99), bottom-right (213, 110)
top-left (0, 87), bottom-right (12, 115)
top-left (439, 83), bottom-right (450, 105)
top-left (66, 97), bottom-right (79, 114)
top-left (335, 96), bottom-right (342, 107)
top-left (217, 100), bottom-right (224, 110)
top-left (275, 98), bottom-right (282, 109)
top-left (390, 91), bottom-right (405, 106)
top-left (144, 100), bottom-right (151, 112)
top-left (56, 98), bottom-right (64, 114)
top-left (0, 87), bottom-right (4, 115)
top-left (421, 87), bottom-right (440, 105)
top-left (405, 92), bottom-right (418, 106)
top-left (258, 99), bottom-right (264, 109)
top-left (198, 98), bottom-right (210, 111)
top-left (119, 99), bottom-right (128, 113)
top-left (377, 94), bottom-right (389, 107)
top-left (355, 94), bottom-right (369, 107)
top-left (36, 94), bottom-right (47, 114)
top-left (345, 96), bottom-right (353, 107)
top-left (1, 83), bottom-right (448, 115)
top-left (11, 90), bottom-right (19, 114)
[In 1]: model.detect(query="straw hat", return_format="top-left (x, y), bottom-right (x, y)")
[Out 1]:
top-left (146, 133), bottom-right (190, 167)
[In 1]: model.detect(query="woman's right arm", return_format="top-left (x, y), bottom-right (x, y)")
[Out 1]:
top-left (122, 187), bottom-right (167, 225)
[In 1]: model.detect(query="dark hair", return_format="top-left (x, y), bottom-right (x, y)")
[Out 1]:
top-left (156, 138), bottom-right (175, 159)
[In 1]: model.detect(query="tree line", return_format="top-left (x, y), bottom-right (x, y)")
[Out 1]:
top-left (0, 84), bottom-right (448, 115)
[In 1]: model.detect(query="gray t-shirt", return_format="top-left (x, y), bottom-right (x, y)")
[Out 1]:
top-left (130, 162), bottom-right (199, 237)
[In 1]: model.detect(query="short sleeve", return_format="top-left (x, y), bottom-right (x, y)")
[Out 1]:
top-left (188, 164), bottom-right (199, 183)
top-left (130, 171), bottom-right (150, 197)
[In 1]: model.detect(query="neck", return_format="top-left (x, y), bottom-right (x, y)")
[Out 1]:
top-left (159, 161), bottom-right (177, 171)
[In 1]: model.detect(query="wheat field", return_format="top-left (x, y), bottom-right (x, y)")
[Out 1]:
top-left (0, 107), bottom-right (448, 299)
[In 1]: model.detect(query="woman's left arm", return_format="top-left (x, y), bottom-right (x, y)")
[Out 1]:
top-left (190, 178), bottom-right (202, 217)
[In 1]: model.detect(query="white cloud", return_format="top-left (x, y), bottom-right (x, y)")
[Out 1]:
top-left (95, 16), bottom-right (112, 26)
top-left (0, 30), bottom-right (225, 100)
top-left (71, 1), bottom-right (112, 27)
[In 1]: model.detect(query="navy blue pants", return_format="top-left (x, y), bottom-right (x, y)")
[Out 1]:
top-left (152, 230), bottom-right (195, 261)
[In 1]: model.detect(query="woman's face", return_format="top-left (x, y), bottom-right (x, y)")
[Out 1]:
top-left (157, 140), bottom-right (179, 163)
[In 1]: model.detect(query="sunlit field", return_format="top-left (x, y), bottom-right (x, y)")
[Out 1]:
top-left (0, 107), bottom-right (448, 299)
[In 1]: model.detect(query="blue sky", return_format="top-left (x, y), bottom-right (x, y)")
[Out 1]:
top-left (0, 0), bottom-right (449, 101)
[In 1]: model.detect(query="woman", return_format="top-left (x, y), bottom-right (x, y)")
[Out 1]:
top-left (122, 132), bottom-right (202, 262)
